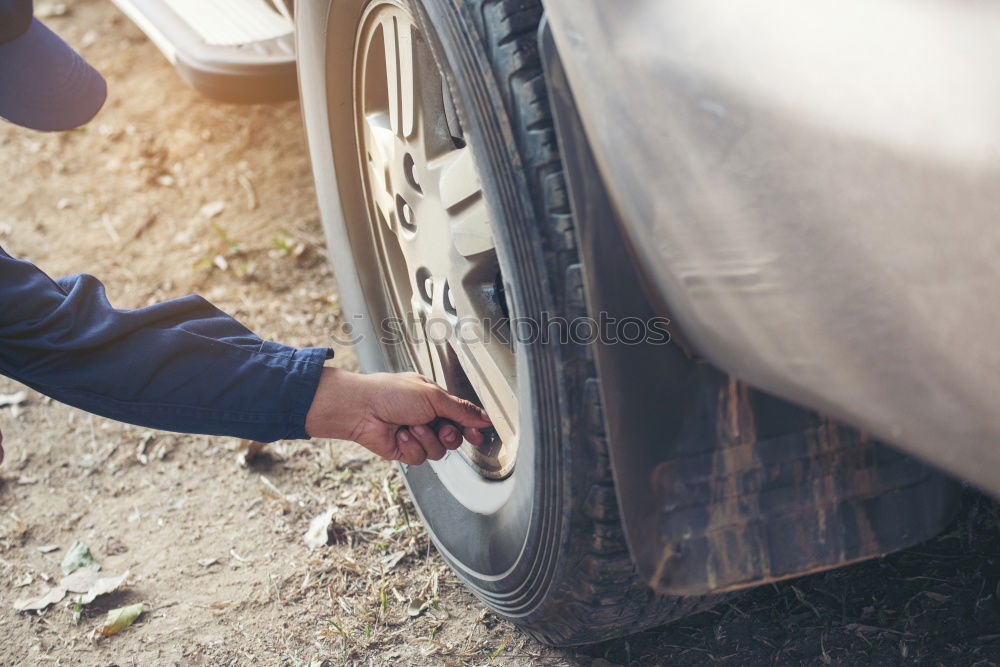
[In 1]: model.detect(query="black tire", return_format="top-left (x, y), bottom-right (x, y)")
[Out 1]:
top-left (297, 0), bottom-right (718, 646)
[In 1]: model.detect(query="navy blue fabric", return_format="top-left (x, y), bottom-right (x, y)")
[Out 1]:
top-left (0, 0), bottom-right (33, 45)
top-left (0, 246), bottom-right (331, 441)
top-left (0, 15), bottom-right (107, 131)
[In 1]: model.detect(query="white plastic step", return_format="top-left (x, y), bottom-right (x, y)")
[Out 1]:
top-left (110, 0), bottom-right (298, 103)
top-left (164, 0), bottom-right (292, 47)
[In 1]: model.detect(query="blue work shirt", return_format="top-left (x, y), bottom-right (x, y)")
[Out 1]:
top-left (0, 245), bottom-right (331, 442)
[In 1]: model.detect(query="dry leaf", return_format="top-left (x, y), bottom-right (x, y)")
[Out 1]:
top-left (8, 516), bottom-right (27, 536)
top-left (61, 569), bottom-right (129, 604)
top-left (199, 200), bottom-right (226, 219)
top-left (407, 597), bottom-right (431, 618)
top-left (304, 508), bottom-right (337, 549)
top-left (14, 585), bottom-right (66, 612)
top-left (135, 433), bottom-right (154, 465)
top-left (237, 174), bottom-right (257, 210)
top-left (61, 540), bottom-right (100, 575)
top-left (60, 568), bottom-right (102, 593)
top-left (259, 475), bottom-right (291, 510)
top-left (237, 440), bottom-right (267, 466)
top-left (382, 550), bottom-right (406, 571)
top-left (0, 392), bottom-right (26, 407)
top-left (95, 603), bottom-right (143, 638)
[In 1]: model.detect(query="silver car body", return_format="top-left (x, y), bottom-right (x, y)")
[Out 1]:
top-left (543, 0), bottom-right (1000, 493)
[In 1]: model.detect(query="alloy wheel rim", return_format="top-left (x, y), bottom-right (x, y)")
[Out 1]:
top-left (354, 1), bottom-right (519, 480)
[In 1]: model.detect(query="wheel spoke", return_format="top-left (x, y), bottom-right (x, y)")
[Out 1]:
top-left (365, 112), bottom-right (396, 168)
top-left (405, 293), bottom-right (437, 379)
top-left (438, 146), bottom-right (480, 208)
top-left (451, 196), bottom-right (494, 257)
top-left (426, 280), bottom-right (515, 442)
top-left (381, 16), bottom-right (400, 135)
top-left (435, 147), bottom-right (495, 256)
top-left (399, 21), bottom-right (416, 139)
top-left (452, 334), bottom-right (517, 446)
top-left (364, 113), bottom-right (398, 230)
top-left (381, 14), bottom-right (416, 139)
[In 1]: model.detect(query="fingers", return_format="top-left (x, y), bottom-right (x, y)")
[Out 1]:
top-left (411, 424), bottom-right (447, 461)
top-left (395, 429), bottom-right (427, 466)
top-left (429, 388), bottom-right (492, 429)
top-left (463, 426), bottom-right (485, 447)
top-left (394, 425), bottom-right (448, 464)
top-left (432, 420), bottom-right (486, 449)
top-left (436, 422), bottom-right (463, 449)
top-left (393, 422), bottom-right (475, 466)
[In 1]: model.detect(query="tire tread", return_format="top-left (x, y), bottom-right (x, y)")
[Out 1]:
top-left (471, 0), bottom-right (718, 645)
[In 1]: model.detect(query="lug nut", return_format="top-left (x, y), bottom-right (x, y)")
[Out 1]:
top-left (424, 277), bottom-right (434, 302)
top-left (402, 203), bottom-right (414, 226)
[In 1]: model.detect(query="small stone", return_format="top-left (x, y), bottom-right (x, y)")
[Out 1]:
top-left (199, 200), bottom-right (226, 219)
top-left (35, 2), bottom-right (68, 18)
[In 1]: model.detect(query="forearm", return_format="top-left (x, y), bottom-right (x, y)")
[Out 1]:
top-left (0, 247), bottom-right (331, 441)
top-left (305, 367), bottom-right (371, 440)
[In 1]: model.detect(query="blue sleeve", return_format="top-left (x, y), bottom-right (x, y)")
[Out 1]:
top-left (0, 246), bottom-right (332, 442)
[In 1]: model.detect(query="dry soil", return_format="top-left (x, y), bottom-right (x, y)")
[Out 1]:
top-left (2, 2), bottom-right (1000, 666)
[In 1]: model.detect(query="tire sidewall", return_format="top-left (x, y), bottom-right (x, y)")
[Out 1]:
top-left (298, 0), bottom-right (574, 618)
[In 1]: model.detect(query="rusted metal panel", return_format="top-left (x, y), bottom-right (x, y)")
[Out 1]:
top-left (646, 371), bottom-right (957, 595)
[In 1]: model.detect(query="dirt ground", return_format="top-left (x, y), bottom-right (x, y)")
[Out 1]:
top-left (3, 1), bottom-right (1000, 665)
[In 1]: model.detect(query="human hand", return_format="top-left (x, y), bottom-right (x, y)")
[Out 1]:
top-left (304, 368), bottom-right (492, 465)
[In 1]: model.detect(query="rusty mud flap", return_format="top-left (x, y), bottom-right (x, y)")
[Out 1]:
top-left (645, 371), bottom-right (958, 595)
top-left (541, 21), bottom-right (961, 596)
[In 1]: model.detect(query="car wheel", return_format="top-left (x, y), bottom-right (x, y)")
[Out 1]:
top-left (297, 0), bottom-right (719, 645)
